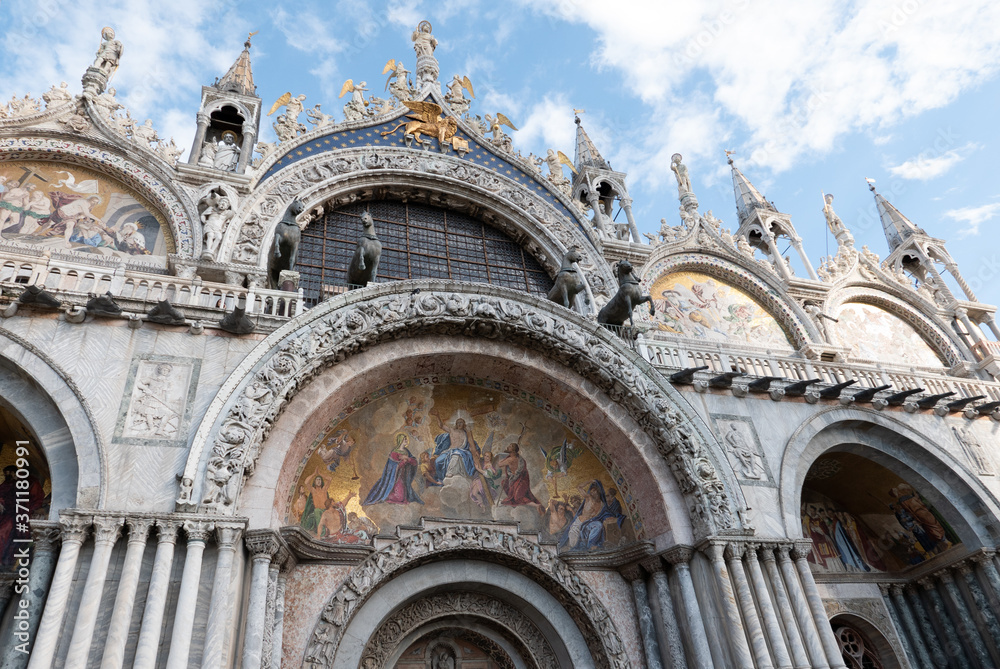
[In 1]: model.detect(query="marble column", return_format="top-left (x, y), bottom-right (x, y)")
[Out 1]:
top-left (663, 547), bottom-right (713, 668)
top-left (760, 546), bottom-right (810, 669)
top-left (622, 565), bottom-right (664, 669)
top-left (791, 543), bottom-right (847, 669)
top-left (62, 515), bottom-right (124, 668)
top-left (903, 585), bottom-right (947, 667)
top-left (25, 516), bottom-right (90, 669)
top-left (236, 121), bottom-right (256, 173)
top-left (726, 543), bottom-right (773, 669)
top-left (269, 566), bottom-right (291, 669)
top-left (878, 585), bottom-right (918, 668)
top-left (705, 542), bottom-right (754, 669)
top-left (958, 561), bottom-right (1000, 652)
top-left (202, 522), bottom-right (245, 669)
top-left (164, 520), bottom-right (214, 669)
top-left (132, 519), bottom-right (183, 669)
top-left (938, 569), bottom-right (992, 666)
top-left (744, 545), bottom-right (792, 669)
top-left (889, 585), bottom-right (932, 668)
top-left (790, 237), bottom-right (819, 280)
top-left (1, 522), bottom-right (61, 669)
top-left (917, 577), bottom-right (972, 669)
top-left (100, 517), bottom-right (154, 669)
top-left (619, 197), bottom-right (641, 243)
top-left (640, 557), bottom-right (686, 668)
top-left (776, 546), bottom-right (829, 669)
top-left (586, 190), bottom-right (609, 236)
top-left (189, 112), bottom-right (210, 165)
top-left (242, 530), bottom-right (281, 669)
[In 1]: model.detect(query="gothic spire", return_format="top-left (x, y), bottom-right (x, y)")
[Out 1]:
top-left (216, 32), bottom-right (257, 96)
top-left (729, 156), bottom-right (776, 224)
top-left (868, 181), bottom-right (926, 252)
top-left (573, 115), bottom-right (610, 170)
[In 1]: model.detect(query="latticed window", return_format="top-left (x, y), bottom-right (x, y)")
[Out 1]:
top-left (297, 201), bottom-right (553, 307)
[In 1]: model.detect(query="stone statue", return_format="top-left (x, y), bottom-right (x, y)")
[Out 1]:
top-left (445, 74), bottom-right (473, 114)
top-left (198, 139), bottom-right (217, 167)
top-left (213, 131), bottom-right (240, 171)
top-left (93, 87), bottom-right (122, 119)
top-left (268, 93), bottom-right (308, 141)
top-left (305, 104), bottom-right (335, 128)
top-left (670, 153), bottom-right (691, 197)
top-left (347, 211), bottom-right (382, 288)
top-left (383, 59), bottom-right (413, 103)
top-left (42, 82), bottom-right (73, 107)
top-left (340, 80), bottom-right (369, 122)
top-left (132, 118), bottom-right (159, 147)
top-left (92, 27), bottom-right (123, 78)
top-left (547, 247), bottom-right (590, 312)
top-left (597, 259), bottom-right (656, 329)
top-left (200, 189), bottom-right (235, 260)
top-left (269, 199), bottom-right (304, 288)
top-left (157, 137), bottom-right (183, 164)
top-left (822, 193), bottom-right (846, 235)
top-left (412, 20), bottom-right (438, 58)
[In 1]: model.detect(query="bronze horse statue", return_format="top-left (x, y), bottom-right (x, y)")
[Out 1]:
top-left (597, 259), bottom-right (655, 328)
top-left (546, 247), bottom-right (590, 312)
top-left (346, 210), bottom-right (382, 288)
top-left (268, 199), bottom-right (304, 288)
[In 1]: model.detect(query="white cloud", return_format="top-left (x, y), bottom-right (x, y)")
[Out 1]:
top-left (511, 96), bottom-right (575, 158)
top-left (519, 0), bottom-right (1000, 174)
top-left (945, 203), bottom-right (1000, 237)
top-left (887, 142), bottom-right (979, 180)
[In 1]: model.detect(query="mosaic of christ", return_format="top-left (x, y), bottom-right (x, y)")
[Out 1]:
top-left (286, 381), bottom-right (640, 553)
top-left (0, 161), bottom-right (172, 258)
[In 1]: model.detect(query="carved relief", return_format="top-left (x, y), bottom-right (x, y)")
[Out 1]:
top-left (302, 526), bottom-right (629, 669)
top-left (186, 285), bottom-right (739, 538)
top-left (115, 355), bottom-right (200, 446)
top-left (710, 414), bottom-right (773, 485)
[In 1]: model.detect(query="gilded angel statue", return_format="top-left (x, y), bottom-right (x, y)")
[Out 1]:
top-left (339, 80), bottom-right (369, 122)
top-left (445, 75), bottom-right (474, 113)
top-left (382, 59), bottom-right (413, 102)
top-left (268, 92), bottom-right (307, 141)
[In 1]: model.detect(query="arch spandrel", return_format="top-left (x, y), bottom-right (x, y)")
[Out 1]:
top-left (779, 407), bottom-right (1000, 553)
top-left (218, 146), bottom-right (615, 296)
top-left (0, 137), bottom-right (198, 259)
top-left (182, 282), bottom-right (747, 540)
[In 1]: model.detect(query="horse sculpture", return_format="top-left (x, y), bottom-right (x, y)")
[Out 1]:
top-left (547, 247), bottom-right (590, 312)
top-left (269, 199), bottom-right (304, 288)
top-left (346, 210), bottom-right (382, 288)
top-left (597, 259), bottom-right (655, 328)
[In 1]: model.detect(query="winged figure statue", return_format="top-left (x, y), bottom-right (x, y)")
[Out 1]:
top-left (339, 79), bottom-right (369, 122)
top-left (380, 100), bottom-right (458, 148)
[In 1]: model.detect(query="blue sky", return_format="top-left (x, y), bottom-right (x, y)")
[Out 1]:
top-left (2, 0), bottom-right (999, 306)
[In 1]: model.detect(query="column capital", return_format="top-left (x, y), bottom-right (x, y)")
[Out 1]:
top-left (93, 516), bottom-right (125, 545)
top-left (973, 549), bottom-right (997, 565)
top-left (758, 544), bottom-right (778, 562)
top-left (183, 519), bottom-right (215, 543)
top-left (701, 542), bottom-right (727, 562)
top-left (245, 528), bottom-right (282, 560)
top-left (126, 517), bottom-right (155, 544)
top-left (743, 543), bottom-right (760, 559)
top-left (156, 518), bottom-right (183, 543)
top-left (31, 520), bottom-right (62, 551)
top-left (59, 513), bottom-right (92, 543)
top-left (889, 583), bottom-right (905, 596)
top-left (663, 545), bottom-right (694, 565)
top-left (955, 561), bottom-right (975, 577)
top-left (640, 556), bottom-right (665, 574)
top-left (935, 569), bottom-right (955, 585)
top-left (241, 122), bottom-right (256, 135)
top-left (215, 521), bottom-right (245, 548)
top-left (789, 540), bottom-right (813, 561)
top-left (724, 542), bottom-right (746, 560)
top-left (620, 564), bottom-right (644, 583)
top-left (197, 112), bottom-right (210, 124)
top-left (775, 543), bottom-right (794, 561)
top-left (877, 583), bottom-right (892, 596)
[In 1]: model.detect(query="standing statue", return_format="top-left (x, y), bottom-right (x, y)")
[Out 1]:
top-left (213, 131), bottom-right (240, 171)
top-left (444, 75), bottom-right (474, 114)
top-left (597, 259), bottom-right (655, 328)
top-left (547, 247), bottom-right (590, 312)
top-left (268, 92), bottom-right (308, 141)
top-left (268, 199), bottom-right (304, 288)
top-left (339, 80), bottom-right (369, 122)
top-left (670, 153), bottom-right (691, 197)
top-left (42, 82), bottom-right (73, 107)
top-left (347, 211), bottom-right (382, 289)
top-left (92, 27), bottom-right (123, 78)
top-left (383, 59), bottom-right (413, 102)
top-left (198, 140), bottom-right (217, 168)
top-left (412, 21), bottom-right (438, 57)
top-left (200, 189), bottom-right (235, 260)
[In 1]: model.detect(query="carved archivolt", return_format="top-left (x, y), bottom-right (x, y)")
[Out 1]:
top-left (0, 136), bottom-right (197, 257)
top-left (359, 591), bottom-right (554, 669)
top-left (302, 527), bottom-right (622, 669)
top-left (181, 283), bottom-right (742, 538)
top-left (217, 146), bottom-right (612, 288)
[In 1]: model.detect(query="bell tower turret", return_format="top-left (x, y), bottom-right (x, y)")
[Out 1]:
top-left (569, 115), bottom-right (640, 243)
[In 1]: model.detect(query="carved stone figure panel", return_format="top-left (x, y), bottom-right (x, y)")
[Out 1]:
top-left (710, 414), bottom-right (772, 485)
top-left (114, 355), bottom-right (201, 446)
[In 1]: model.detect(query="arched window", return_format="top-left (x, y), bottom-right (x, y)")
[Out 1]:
top-left (297, 200), bottom-right (553, 306)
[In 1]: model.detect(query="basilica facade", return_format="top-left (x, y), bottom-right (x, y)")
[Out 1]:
top-left (1, 21), bottom-right (999, 669)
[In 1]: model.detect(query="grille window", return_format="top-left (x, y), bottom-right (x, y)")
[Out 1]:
top-left (298, 201), bottom-right (553, 306)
